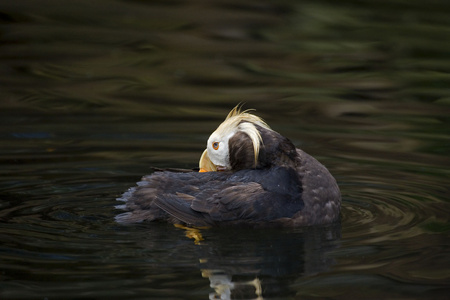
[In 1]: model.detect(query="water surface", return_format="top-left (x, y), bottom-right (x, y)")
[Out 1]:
top-left (0, 0), bottom-right (449, 299)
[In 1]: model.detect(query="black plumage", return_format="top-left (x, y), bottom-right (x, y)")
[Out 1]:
top-left (116, 108), bottom-right (341, 227)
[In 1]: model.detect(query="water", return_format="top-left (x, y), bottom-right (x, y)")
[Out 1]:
top-left (0, 0), bottom-right (449, 299)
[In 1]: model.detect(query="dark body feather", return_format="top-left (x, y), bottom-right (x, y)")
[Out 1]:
top-left (116, 122), bottom-right (341, 227)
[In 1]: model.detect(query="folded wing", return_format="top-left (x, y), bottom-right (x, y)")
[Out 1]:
top-left (116, 167), bottom-right (304, 227)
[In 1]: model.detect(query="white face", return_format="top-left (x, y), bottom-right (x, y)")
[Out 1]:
top-left (206, 131), bottom-right (235, 168)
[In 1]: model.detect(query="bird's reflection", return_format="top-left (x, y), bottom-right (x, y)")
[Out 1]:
top-left (176, 223), bottom-right (341, 300)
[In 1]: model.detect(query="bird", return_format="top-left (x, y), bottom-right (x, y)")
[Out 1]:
top-left (116, 105), bottom-right (341, 227)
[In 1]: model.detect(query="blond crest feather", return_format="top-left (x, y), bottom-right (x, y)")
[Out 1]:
top-left (215, 104), bottom-right (270, 166)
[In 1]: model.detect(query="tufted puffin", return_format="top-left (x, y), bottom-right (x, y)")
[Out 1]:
top-left (116, 105), bottom-right (341, 227)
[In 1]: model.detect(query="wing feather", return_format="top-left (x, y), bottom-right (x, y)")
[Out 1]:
top-left (117, 167), bottom-right (304, 227)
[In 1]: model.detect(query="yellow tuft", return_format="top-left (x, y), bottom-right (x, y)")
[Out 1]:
top-left (217, 104), bottom-right (271, 167)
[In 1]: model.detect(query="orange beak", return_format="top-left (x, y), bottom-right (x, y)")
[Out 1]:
top-left (198, 149), bottom-right (217, 172)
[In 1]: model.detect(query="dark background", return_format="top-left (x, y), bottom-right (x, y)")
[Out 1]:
top-left (0, 0), bottom-right (449, 299)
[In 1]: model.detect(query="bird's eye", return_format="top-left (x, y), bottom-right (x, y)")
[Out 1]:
top-left (212, 142), bottom-right (219, 150)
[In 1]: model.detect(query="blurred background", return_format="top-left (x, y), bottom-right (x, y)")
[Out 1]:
top-left (0, 0), bottom-right (449, 299)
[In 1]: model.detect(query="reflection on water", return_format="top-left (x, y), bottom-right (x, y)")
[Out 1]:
top-left (0, 0), bottom-right (449, 299)
top-left (189, 225), bottom-right (341, 299)
top-left (133, 223), bottom-right (341, 300)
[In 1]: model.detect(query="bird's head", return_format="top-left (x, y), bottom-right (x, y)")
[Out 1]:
top-left (199, 105), bottom-right (270, 172)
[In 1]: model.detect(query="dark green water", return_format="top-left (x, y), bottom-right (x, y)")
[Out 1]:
top-left (0, 0), bottom-right (449, 299)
